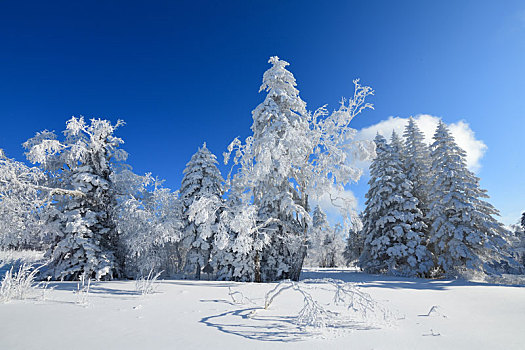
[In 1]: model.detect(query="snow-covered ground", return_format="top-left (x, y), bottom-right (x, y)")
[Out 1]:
top-left (1, 264), bottom-right (524, 350)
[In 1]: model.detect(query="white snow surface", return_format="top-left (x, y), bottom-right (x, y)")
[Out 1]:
top-left (1, 267), bottom-right (524, 349)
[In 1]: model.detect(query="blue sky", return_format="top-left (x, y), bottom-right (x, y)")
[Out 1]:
top-left (1, 1), bottom-right (524, 224)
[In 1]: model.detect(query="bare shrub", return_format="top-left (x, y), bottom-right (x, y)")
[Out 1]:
top-left (135, 269), bottom-right (163, 295)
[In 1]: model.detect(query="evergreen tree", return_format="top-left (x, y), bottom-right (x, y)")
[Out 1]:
top-left (180, 143), bottom-right (224, 279)
top-left (24, 117), bottom-right (128, 280)
top-left (427, 121), bottom-right (515, 277)
top-left (359, 133), bottom-right (431, 276)
top-left (344, 222), bottom-right (365, 267)
top-left (403, 117), bottom-right (432, 220)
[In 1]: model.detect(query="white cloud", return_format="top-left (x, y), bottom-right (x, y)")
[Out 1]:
top-left (355, 114), bottom-right (487, 172)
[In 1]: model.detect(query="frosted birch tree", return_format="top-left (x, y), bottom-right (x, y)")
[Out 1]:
top-left (115, 171), bottom-right (183, 277)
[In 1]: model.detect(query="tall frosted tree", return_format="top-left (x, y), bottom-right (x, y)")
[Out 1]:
top-left (180, 143), bottom-right (224, 279)
top-left (225, 57), bottom-right (375, 281)
top-left (24, 117), bottom-right (128, 280)
top-left (427, 121), bottom-right (515, 277)
top-left (360, 133), bottom-right (432, 276)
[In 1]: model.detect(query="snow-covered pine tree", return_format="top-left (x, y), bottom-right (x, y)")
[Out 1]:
top-left (225, 57), bottom-right (375, 282)
top-left (427, 121), bottom-right (517, 277)
top-left (180, 143), bottom-right (224, 279)
top-left (359, 132), bottom-right (432, 276)
top-left (24, 117), bottom-right (128, 280)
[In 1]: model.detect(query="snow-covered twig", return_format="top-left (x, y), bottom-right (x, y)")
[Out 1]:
top-left (74, 275), bottom-right (91, 306)
top-left (228, 286), bottom-right (255, 305)
top-left (135, 269), bottom-right (163, 295)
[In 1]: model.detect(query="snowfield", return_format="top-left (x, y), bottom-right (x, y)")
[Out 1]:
top-left (1, 267), bottom-right (524, 350)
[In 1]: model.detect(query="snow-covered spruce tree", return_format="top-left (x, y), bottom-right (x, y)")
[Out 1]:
top-left (359, 133), bottom-right (432, 277)
top-left (0, 150), bottom-right (47, 249)
top-left (180, 143), bottom-right (224, 279)
top-left (427, 122), bottom-right (518, 277)
top-left (225, 57), bottom-right (375, 282)
top-left (24, 117), bottom-right (128, 280)
top-left (403, 118), bottom-right (432, 220)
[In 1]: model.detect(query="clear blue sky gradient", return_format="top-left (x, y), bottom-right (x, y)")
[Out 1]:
top-left (1, 1), bottom-right (523, 224)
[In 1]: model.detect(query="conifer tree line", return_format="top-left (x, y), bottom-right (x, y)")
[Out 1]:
top-left (358, 119), bottom-right (523, 278)
top-left (0, 57), bottom-right (523, 282)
